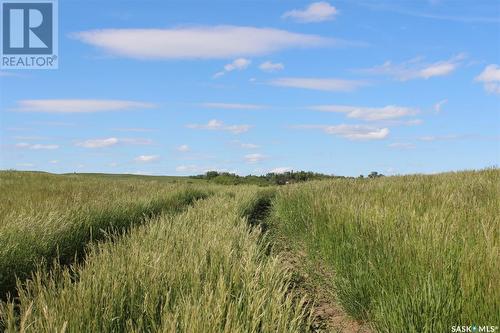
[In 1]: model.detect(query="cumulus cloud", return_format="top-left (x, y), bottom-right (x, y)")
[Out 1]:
top-left (310, 104), bottom-right (418, 121)
top-left (73, 26), bottom-right (330, 59)
top-left (12, 99), bottom-right (156, 113)
top-left (120, 138), bottom-right (153, 145)
top-left (358, 54), bottom-right (465, 81)
top-left (187, 119), bottom-right (251, 134)
top-left (376, 119), bottom-right (423, 127)
top-left (433, 99), bottom-right (448, 113)
top-left (270, 167), bottom-right (292, 174)
top-left (283, 2), bottom-right (338, 23)
top-left (224, 58), bottom-right (250, 71)
top-left (75, 137), bottom-right (152, 148)
top-left (176, 144), bottom-right (190, 152)
top-left (134, 155), bottom-right (160, 162)
top-left (294, 124), bottom-right (389, 140)
top-left (244, 153), bottom-right (266, 163)
top-left (15, 143), bottom-right (59, 150)
top-left (269, 77), bottom-right (367, 92)
top-left (200, 102), bottom-right (265, 110)
top-left (214, 58), bottom-right (251, 78)
top-left (259, 61), bottom-right (284, 72)
top-left (475, 64), bottom-right (500, 94)
top-left (324, 125), bottom-right (389, 140)
top-left (76, 137), bottom-right (119, 148)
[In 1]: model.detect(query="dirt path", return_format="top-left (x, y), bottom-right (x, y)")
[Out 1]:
top-left (244, 191), bottom-right (372, 332)
top-left (281, 248), bottom-right (372, 333)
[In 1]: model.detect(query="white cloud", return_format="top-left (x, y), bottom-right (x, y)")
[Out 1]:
top-left (241, 143), bottom-right (259, 149)
top-left (270, 167), bottom-right (292, 174)
top-left (359, 54), bottom-right (465, 81)
top-left (192, 119), bottom-right (223, 129)
top-left (134, 155), bottom-right (160, 162)
top-left (475, 64), bottom-right (500, 94)
top-left (388, 142), bottom-right (416, 149)
top-left (214, 58), bottom-right (251, 78)
top-left (376, 119), bottom-right (423, 127)
top-left (310, 104), bottom-right (418, 121)
top-left (476, 64), bottom-right (500, 81)
top-left (295, 124), bottom-right (389, 140)
top-left (244, 153), bottom-right (266, 164)
top-left (419, 62), bottom-right (455, 78)
top-left (31, 144), bottom-right (59, 150)
top-left (177, 144), bottom-right (190, 152)
top-left (49, 160), bottom-right (59, 164)
top-left (259, 61), bottom-right (284, 72)
top-left (187, 119), bottom-right (251, 134)
top-left (76, 137), bottom-right (119, 148)
top-left (269, 77), bottom-right (367, 92)
top-left (224, 125), bottom-right (252, 134)
top-left (13, 99), bottom-right (156, 113)
top-left (433, 99), bottom-right (448, 113)
top-left (15, 142), bottom-right (59, 150)
top-left (325, 125), bottom-right (389, 140)
top-left (73, 26), bottom-right (330, 59)
top-left (224, 58), bottom-right (250, 71)
top-left (200, 102), bottom-right (264, 110)
top-left (283, 2), bottom-right (338, 23)
top-left (75, 137), bottom-right (152, 148)
top-left (120, 138), bottom-right (153, 145)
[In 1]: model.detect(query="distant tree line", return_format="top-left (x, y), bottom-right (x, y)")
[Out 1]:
top-left (359, 171), bottom-right (385, 179)
top-left (190, 170), bottom-right (384, 186)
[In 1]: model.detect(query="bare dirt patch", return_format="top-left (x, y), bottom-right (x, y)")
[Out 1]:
top-left (280, 247), bottom-right (372, 333)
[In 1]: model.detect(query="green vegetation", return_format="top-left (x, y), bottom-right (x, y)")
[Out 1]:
top-left (0, 185), bottom-right (309, 332)
top-left (191, 170), bottom-right (341, 185)
top-left (0, 171), bottom-right (210, 298)
top-left (1, 169), bottom-right (497, 332)
top-left (270, 169), bottom-right (499, 332)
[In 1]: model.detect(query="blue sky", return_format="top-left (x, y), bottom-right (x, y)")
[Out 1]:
top-left (1, 0), bottom-right (499, 176)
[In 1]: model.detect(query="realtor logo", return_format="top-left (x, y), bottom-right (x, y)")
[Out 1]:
top-left (1, 0), bottom-right (58, 69)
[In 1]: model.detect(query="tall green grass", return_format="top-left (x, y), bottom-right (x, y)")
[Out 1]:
top-left (270, 169), bottom-right (499, 332)
top-left (0, 171), bottom-right (210, 298)
top-left (1, 190), bottom-right (310, 332)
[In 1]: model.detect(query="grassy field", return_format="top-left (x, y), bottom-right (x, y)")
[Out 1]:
top-left (270, 169), bottom-right (499, 332)
top-left (0, 169), bottom-right (498, 332)
top-left (0, 171), bottom-right (210, 298)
